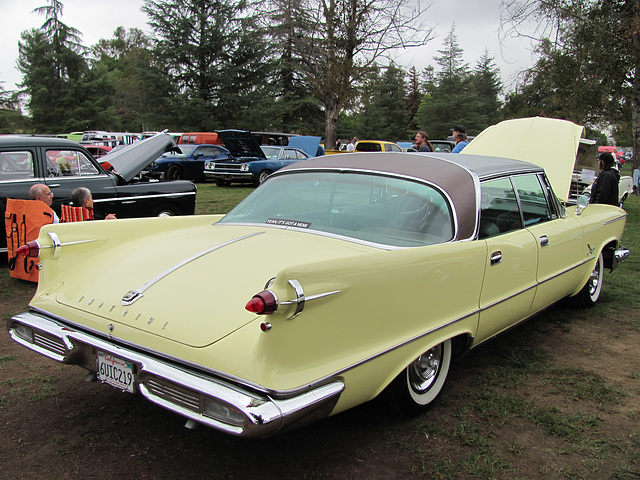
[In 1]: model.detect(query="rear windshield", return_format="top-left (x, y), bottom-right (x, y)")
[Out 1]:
top-left (355, 142), bottom-right (382, 152)
top-left (219, 171), bottom-right (453, 247)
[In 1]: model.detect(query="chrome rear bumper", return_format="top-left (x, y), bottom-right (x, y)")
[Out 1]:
top-left (7, 311), bottom-right (344, 437)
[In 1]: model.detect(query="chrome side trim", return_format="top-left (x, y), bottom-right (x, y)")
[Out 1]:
top-left (278, 279), bottom-right (341, 320)
top-left (122, 232), bottom-right (264, 305)
top-left (8, 311), bottom-right (344, 438)
top-left (34, 234), bottom-right (97, 259)
top-left (93, 191), bottom-right (196, 204)
top-left (604, 215), bottom-right (628, 225)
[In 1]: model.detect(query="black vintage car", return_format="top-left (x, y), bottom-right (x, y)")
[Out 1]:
top-left (1, 134), bottom-right (197, 253)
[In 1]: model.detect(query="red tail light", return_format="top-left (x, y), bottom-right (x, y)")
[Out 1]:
top-left (15, 241), bottom-right (40, 257)
top-left (245, 290), bottom-right (278, 315)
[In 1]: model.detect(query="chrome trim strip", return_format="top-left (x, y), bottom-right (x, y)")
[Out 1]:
top-left (48, 232), bottom-right (62, 259)
top-left (604, 215), bottom-right (627, 225)
top-left (93, 191), bottom-right (196, 204)
top-left (122, 232), bottom-right (265, 305)
top-left (277, 280), bottom-right (341, 320)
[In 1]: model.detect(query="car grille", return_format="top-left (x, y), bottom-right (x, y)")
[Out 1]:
top-left (569, 178), bottom-right (590, 200)
top-left (34, 331), bottom-right (67, 356)
top-left (213, 162), bottom-right (243, 172)
top-left (145, 377), bottom-right (202, 413)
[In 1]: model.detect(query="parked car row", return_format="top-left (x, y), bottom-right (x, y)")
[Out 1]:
top-left (0, 133), bottom-right (197, 253)
top-left (203, 130), bottom-right (318, 187)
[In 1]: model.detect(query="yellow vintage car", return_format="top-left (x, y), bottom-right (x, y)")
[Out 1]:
top-left (354, 140), bottom-right (403, 152)
top-left (7, 118), bottom-right (629, 437)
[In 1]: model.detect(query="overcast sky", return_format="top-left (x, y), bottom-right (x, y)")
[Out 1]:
top-left (1, 0), bottom-right (538, 93)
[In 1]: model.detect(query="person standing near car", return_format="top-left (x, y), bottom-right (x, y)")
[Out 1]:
top-left (451, 125), bottom-right (469, 153)
top-left (590, 152), bottom-right (620, 206)
top-left (414, 131), bottom-right (434, 152)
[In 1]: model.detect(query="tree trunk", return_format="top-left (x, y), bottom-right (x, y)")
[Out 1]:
top-left (324, 103), bottom-right (339, 152)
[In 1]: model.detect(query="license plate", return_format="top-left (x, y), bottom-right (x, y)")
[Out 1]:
top-left (97, 351), bottom-right (135, 393)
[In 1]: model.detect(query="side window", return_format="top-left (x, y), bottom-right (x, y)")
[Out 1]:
top-left (479, 177), bottom-right (522, 238)
top-left (0, 151), bottom-right (35, 180)
top-left (512, 174), bottom-right (552, 226)
top-left (46, 150), bottom-right (99, 177)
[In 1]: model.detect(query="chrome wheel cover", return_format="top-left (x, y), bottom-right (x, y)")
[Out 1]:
top-left (408, 344), bottom-right (443, 394)
top-left (588, 255), bottom-right (603, 300)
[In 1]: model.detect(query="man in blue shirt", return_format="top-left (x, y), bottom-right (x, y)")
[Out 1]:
top-left (451, 125), bottom-right (469, 153)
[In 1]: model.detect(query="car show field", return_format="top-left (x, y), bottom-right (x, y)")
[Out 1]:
top-left (2, 116), bottom-right (640, 477)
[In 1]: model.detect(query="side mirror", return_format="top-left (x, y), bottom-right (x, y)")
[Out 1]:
top-left (576, 195), bottom-right (589, 215)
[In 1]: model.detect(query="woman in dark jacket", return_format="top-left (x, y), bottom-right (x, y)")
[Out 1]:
top-left (590, 152), bottom-right (620, 206)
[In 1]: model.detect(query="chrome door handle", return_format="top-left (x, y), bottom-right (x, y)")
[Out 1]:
top-left (540, 235), bottom-right (549, 247)
top-left (490, 251), bottom-right (502, 265)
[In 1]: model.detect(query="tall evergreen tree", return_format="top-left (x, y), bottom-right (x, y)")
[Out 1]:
top-left (471, 50), bottom-right (502, 127)
top-left (260, 0), bottom-right (324, 134)
top-left (0, 82), bottom-right (25, 133)
top-left (405, 66), bottom-right (422, 132)
top-left (415, 26), bottom-right (475, 139)
top-left (366, 64), bottom-right (409, 141)
top-left (89, 27), bottom-right (178, 132)
top-left (18, 0), bottom-right (88, 132)
top-left (143, 0), bottom-right (273, 130)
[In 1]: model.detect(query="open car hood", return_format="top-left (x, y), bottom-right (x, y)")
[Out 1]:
top-left (216, 129), bottom-right (266, 160)
top-left (288, 136), bottom-right (321, 157)
top-left (461, 117), bottom-right (585, 202)
top-left (100, 133), bottom-right (178, 182)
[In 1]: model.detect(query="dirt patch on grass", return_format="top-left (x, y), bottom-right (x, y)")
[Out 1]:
top-left (1, 269), bottom-right (639, 479)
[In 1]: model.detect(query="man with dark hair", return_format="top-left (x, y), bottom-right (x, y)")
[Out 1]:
top-left (451, 125), bottom-right (469, 153)
top-left (414, 131), bottom-right (434, 152)
top-left (589, 152), bottom-right (620, 206)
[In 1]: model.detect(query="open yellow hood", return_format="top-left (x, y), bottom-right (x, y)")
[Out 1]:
top-left (461, 117), bottom-right (584, 202)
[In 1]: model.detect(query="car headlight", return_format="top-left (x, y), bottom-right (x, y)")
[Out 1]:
top-left (205, 162), bottom-right (214, 170)
top-left (240, 163), bottom-right (249, 172)
top-left (149, 162), bottom-right (157, 168)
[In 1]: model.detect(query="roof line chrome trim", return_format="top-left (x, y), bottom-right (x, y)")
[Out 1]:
top-left (121, 231), bottom-right (264, 305)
